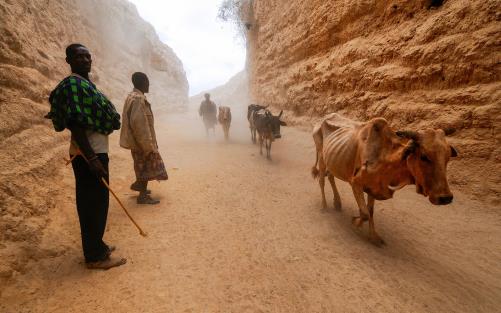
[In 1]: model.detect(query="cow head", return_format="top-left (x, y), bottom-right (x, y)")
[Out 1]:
top-left (396, 129), bottom-right (458, 205)
top-left (351, 118), bottom-right (414, 200)
top-left (266, 110), bottom-right (287, 140)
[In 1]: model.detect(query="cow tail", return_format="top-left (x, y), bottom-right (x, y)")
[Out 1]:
top-left (311, 151), bottom-right (320, 179)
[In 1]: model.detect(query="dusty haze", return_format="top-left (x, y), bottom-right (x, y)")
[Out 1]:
top-left (1, 1), bottom-right (501, 312)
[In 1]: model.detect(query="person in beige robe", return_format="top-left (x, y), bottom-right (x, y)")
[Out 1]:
top-left (120, 72), bottom-right (167, 204)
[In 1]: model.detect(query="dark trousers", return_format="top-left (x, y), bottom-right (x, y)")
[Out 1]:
top-left (71, 154), bottom-right (110, 263)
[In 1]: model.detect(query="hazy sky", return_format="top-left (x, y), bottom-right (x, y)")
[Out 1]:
top-left (128, 0), bottom-right (246, 96)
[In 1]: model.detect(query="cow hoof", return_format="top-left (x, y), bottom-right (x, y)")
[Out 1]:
top-left (369, 235), bottom-right (385, 246)
top-left (352, 216), bottom-right (366, 228)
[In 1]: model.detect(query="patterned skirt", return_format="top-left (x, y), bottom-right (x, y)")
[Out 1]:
top-left (131, 150), bottom-right (168, 182)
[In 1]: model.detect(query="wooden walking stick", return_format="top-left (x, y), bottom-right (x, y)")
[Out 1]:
top-left (100, 177), bottom-right (147, 237)
top-left (63, 154), bottom-right (78, 165)
top-left (66, 148), bottom-right (148, 237)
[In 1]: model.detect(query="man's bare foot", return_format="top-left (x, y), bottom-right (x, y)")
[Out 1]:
top-left (86, 256), bottom-right (126, 270)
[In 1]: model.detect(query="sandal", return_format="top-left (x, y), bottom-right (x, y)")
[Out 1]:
top-left (137, 194), bottom-right (160, 205)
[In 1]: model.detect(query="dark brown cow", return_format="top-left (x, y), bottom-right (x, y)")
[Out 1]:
top-left (252, 109), bottom-right (287, 160)
top-left (312, 113), bottom-right (457, 244)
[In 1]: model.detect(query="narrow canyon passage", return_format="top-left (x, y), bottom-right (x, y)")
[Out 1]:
top-left (1, 111), bottom-right (500, 313)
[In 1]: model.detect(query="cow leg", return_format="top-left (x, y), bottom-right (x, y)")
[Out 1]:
top-left (367, 195), bottom-right (384, 245)
top-left (328, 174), bottom-right (342, 210)
top-left (318, 157), bottom-right (328, 210)
top-left (266, 139), bottom-right (272, 160)
top-left (259, 134), bottom-right (264, 155)
top-left (351, 185), bottom-right (370, 228)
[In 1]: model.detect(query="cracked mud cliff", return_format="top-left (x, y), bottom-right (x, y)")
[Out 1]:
top-left (246, 0), bottom-right (500, 203)
top-left (0, 0), bottom-right (188, 284)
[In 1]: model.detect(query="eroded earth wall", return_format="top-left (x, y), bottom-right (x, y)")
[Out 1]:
top-left (246, 0), bottom-right (500, 202)
top-left (0, 0), bottom-right (188, 283)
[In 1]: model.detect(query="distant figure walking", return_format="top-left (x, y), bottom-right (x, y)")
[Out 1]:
top-left (218, 106), bottom-right (232, 141)
top-left (199, 93), bottom-right (217, 136)
top-left (120, 72), bottom-right (168, 205)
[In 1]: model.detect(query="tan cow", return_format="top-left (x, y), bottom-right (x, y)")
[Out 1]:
top-left (218, 106), bottom-right (232, 141)
top-left (312, 113), bottom-right (457, 244)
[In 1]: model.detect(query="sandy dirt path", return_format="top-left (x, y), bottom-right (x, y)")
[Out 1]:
top-left (1, 110), bottom-right (500, 313)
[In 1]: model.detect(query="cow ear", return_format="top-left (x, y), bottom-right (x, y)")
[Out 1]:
top-left (450, 146), bottom-right (458, 157)
top-left (278, 110), bottom-right (283, 118)
top-left (280, 121), bottom-right (287, 126)
top-left (396, 130), bottom-right (419, 141)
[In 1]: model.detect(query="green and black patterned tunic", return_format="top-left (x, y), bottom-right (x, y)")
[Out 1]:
top-left (46, 75), bottom-right (120, 135)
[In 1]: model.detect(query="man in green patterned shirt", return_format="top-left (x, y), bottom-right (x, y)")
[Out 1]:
top-left (46, 43), bottom-right (126, 270)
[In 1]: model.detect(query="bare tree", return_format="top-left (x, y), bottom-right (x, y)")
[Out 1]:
top-left (218, 0), bottom-right (253, 41)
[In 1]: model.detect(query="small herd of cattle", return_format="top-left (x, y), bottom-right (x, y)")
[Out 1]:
top-left (223, 105), bottom-right (458, 245)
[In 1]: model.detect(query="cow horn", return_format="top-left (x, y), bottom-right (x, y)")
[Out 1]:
top-left (278, 110), bottom-right (283, 118)
top-left (396, 130), bottom-right (419, 141)
top-left (388, 183), bottom-right (406, 191)
top-left (450, 146), bottom-right (458, 157)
